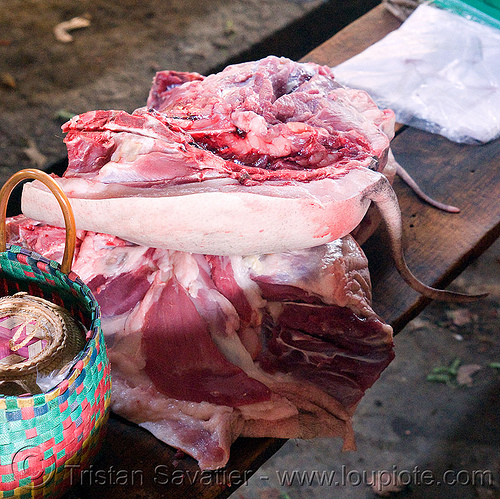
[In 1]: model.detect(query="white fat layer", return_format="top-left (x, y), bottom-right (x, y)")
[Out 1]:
top-left (22, 168), bottom-right (381, 255)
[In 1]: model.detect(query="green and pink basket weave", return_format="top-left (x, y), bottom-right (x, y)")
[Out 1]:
top-left (0, 170), bottom-right (111, 498)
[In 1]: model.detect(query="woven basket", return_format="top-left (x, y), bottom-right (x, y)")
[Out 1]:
top-left (0, 169), bottom-right (111, 498)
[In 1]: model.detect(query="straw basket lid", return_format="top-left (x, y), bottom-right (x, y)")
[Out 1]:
top-left (0, 292), bottom-right (85, 395)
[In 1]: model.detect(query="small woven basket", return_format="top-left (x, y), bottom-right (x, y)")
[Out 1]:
top-left (0, 169), bottom-right (111, 498)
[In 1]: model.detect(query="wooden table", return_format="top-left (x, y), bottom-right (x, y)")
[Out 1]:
top-left (67, 5), bottom-right (500, 498)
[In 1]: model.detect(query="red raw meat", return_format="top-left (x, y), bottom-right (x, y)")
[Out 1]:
top-left (5, 214), bottom-right (86, 263)
top-left (13, 56), bottom-right (479, 470)
top-left (21, 56), bottom-right (397, 255)
top-left (134, 257), bottom-right (272, 407)
top-left (8, 215), bottom-right (394, 470)
top-left (146, 57), bottom-right (393, 172)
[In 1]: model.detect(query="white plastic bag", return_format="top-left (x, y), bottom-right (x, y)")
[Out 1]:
top-left (333, 4), bottom-right (500, 144)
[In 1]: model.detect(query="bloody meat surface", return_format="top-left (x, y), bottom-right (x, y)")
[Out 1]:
top-left (60, 57), bottom-right (394, 188)
top-left (7, 216), bottom-right (394, 470)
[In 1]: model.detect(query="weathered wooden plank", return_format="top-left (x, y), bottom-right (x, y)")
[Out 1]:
top-left (301, 3), bottom-right (401, 68)
top-left (67, 415), bottom-right (287, 498)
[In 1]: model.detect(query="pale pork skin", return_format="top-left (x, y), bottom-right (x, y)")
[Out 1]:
top-left (7, 216), bottom-right (393, 470)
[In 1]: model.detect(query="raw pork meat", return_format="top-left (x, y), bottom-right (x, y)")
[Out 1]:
top-left (22, 56), bottom-right (397, 254)
top-left (7, 216), bottom-right (394, 470)
top-left (9, 55), bottom-right (477, 471)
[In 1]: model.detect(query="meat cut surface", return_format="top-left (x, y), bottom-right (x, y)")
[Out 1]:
top-left (59, 56), bottom-right (394, 188)
top-left (8, 216), bottom-right (394, 470)
top-left (21, 56), bottom-right (396, 255)
top-left (145, 56), bottom-right (394, 177)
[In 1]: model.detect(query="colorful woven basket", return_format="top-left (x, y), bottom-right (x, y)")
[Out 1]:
top-left (0, 170), bottom-right (111, 498)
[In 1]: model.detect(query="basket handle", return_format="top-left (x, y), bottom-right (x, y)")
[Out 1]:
top-left (0, 169), bottom-right (76, 275)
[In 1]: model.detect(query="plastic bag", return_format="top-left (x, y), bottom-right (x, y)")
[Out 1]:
top-left (333, 4), bottom-right (500, 144)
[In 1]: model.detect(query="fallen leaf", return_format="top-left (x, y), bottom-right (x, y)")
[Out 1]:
top-left (54, 17), bottom-right (91, 43)
top-left (427, 358), bottom-right (464, 387)
top-left (224, 19), bottom-right (236, 36)
top-left (448, 357), bottom-right (461, 375)
top-left (23, 139), bottom-right (47, 167)
top-left (426, 373), bottom-right (453, 386)
top-left (408, 317), bottom-right (428, 331)
top-left (456, 364), bottom-right (482, 386)
top-left (1, 72), bottom-right (16, 89)
top-left (54, 109), bottom-right (77, 122)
